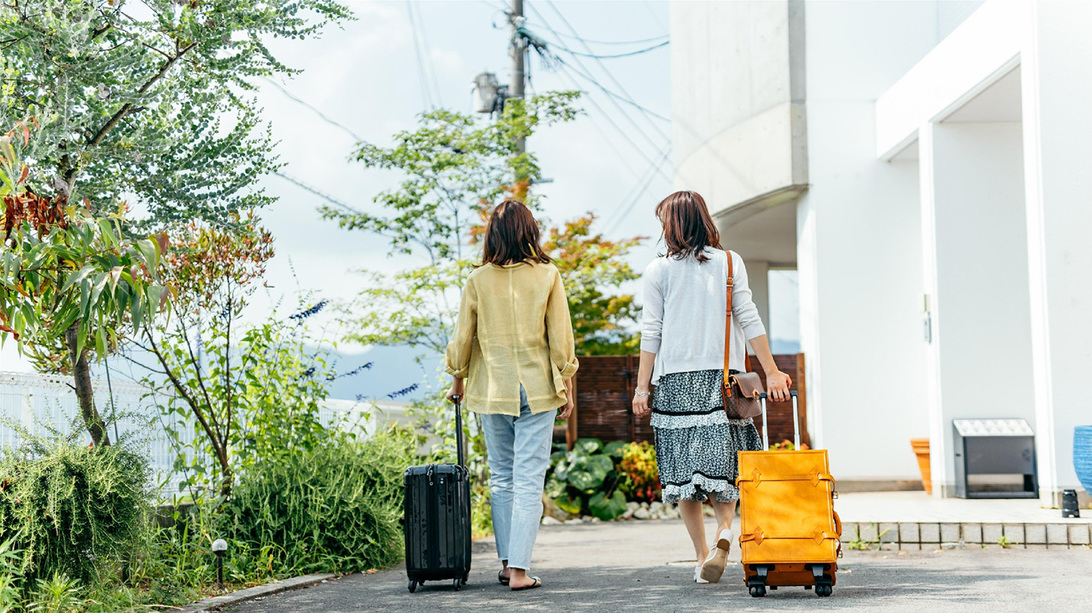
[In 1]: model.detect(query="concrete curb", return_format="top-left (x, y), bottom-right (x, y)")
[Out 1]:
top-left (177, 573), bottom-right (335, 612)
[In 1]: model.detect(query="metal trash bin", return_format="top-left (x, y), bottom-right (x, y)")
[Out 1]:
top-left (953, 419), bottom-right (1037, 499)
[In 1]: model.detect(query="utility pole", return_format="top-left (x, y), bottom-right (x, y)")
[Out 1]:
top-left (509, 0), bottom-right (527, 155)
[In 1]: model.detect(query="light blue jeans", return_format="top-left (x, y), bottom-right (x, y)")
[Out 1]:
top-left (480, 386), bottom-right (557, 571)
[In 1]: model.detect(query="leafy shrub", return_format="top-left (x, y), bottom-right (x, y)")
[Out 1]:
top-left (769, 440), bottom-right (809, 451)
top-left (0, 441), bottom-right (150, 585)
top-left (545, 438), bottom-right (628, 521)
top-left (617, 441), bottom-right (661, 503)
top-left (1, 539), bottom-right (22, 613)
top-left (222, 429), bottom-right (415, 574)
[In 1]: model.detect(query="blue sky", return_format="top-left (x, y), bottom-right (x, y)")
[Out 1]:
top-left (1, 1), bottom-right (798, 393)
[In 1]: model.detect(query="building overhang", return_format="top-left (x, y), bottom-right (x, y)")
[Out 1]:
top-left (874, 0), bottom-right (1031, 161)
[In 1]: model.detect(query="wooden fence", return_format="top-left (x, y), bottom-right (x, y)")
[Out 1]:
top-left (568, 354), bottom-right (809, 449)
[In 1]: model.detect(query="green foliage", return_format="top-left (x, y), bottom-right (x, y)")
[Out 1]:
top-left (222, 429), bottom-right (415, 574)
top-left (25, 573), bottom-right (81, 613)
top-left (546, 437), bottom-right (627, 520)
top-left (617, 441), bottom-right (661, 504)
top-left (0, 539), bottom-right (22, 613)
top-left (323, 93), bottom-right (581, 262)
top-left (0, 0), bottom-right (350, 226)
top-left (547, 439), bottom-right (664, 520)
top-left (544, 214), bottom-right (643, 355)
top-left (0, 439), bottom-right (150, 586)
top-left (1, 129), bottom-right (169, 443)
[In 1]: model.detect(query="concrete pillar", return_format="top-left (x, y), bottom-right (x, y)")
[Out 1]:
top-left (1020, 0), bottom-right (1092, 504)
top-left (919, 120), bottom-right (1035, 497)
top-left (745, 259), bottom-right (771, 340)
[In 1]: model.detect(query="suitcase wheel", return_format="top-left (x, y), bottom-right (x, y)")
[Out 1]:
top-left (408, 579), bottom-right (418, 593)
top-left (816, 584), bottom-right (833, 597)
top-left (748, 585), bottom-right (767, 597)
top-left (461, 573), bottom-right (469, 585)
top-left (452, 577), bottom-right (461, 591)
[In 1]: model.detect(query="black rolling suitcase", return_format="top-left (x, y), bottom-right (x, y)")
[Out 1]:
top-left (404, 396), bottom-right (472, 592)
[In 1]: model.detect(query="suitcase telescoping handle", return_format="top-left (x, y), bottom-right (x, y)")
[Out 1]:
top-left (758, 390), bottom-right (799, 451)
top-left (452, 395), bottom-right (467, 469)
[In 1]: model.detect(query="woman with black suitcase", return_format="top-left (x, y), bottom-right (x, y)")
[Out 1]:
top-left (632, 190), bottom-right (791, 585)
top-left (445, 199), bottom-right (578, 592)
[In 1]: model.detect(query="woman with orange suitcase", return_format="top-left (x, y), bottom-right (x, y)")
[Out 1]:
top-left (632, 190), bottom-right (791, 584)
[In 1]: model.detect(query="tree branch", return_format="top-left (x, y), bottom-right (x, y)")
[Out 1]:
top-left (84, 41), bottom-right (198, 150)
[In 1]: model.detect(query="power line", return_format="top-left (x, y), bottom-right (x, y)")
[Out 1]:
top-left (530, 27), bottom-right (667, 47)
top-left (559, 64), bottom-right (670, 182)
top-left (411, 0), bottom-right (444, 108)
top-left (604, 144), bottom-right (672, 235)
top-left (526, 3), bottom-right (665, 159)
top-left (551, 39), bottom-right (668, 59)
top-left (555, 56), bottom-right (670, 122)
top-left (543, 0), bottom-right (669, 142)
top-left (550, 64), bottom-right (649, 183)
top-left (260, 77), bottom-right (364, 142)
top-left (273, 171), bottom-right (362, 215)
top-left (405, 0), bottom-right (434, 110)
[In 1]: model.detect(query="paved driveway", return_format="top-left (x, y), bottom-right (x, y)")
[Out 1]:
top-left (225, 519), bottom-right (1092, 612)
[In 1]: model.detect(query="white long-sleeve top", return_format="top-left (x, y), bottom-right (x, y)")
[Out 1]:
top-left (640, 247), bottom-right (767, 384)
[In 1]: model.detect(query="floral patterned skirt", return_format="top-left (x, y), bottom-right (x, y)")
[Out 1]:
top-left (651, 369), bottom-right (762, 504)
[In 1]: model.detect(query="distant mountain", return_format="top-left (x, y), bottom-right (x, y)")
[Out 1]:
top-left (322, 344), bottom-right (444, 403)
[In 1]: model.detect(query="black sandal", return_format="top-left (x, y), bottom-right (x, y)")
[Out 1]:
top-left (498, 570), bottom-right (510, 585)
top-left (511, 577), bottom-right (541, 591)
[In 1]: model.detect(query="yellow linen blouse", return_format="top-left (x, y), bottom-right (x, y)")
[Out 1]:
top-left (445, 261), bottom-right (579, 416)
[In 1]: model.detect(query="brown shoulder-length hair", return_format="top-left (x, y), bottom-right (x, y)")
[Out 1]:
top-left (654, 190), bottom-right (722, 262)
top-left (481, 199), bottom-right (552, 266)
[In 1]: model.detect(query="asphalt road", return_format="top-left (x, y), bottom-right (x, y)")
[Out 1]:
top-left (225, 519), bottom-right (1092, 612)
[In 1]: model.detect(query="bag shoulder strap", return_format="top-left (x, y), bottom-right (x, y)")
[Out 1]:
top-left (724, 250), bottom-right (734, 390)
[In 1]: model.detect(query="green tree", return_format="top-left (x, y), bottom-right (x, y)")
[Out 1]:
top-left (0, 0), bottom-right (349, 223)
top-left (0, 0), bottom-right (348, 443)
top-left (1, 125), bottom-right (167, 446)
top-left (544, 213), bottom-right (642, 355)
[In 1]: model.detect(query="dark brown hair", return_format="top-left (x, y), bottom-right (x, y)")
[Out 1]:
top-left (655, 190), bottom-right (722, 262)
top-left (481, 199), bottom-right (551, 266)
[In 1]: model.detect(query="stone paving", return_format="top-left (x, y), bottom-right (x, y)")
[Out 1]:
top-left (224, 518), bottom-right (1092, 613)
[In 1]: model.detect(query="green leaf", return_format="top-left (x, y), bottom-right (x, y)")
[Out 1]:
top-left (136, 238), bottom-right (158, 271)
top-left (97, 219), bottom-right (117, 248)
top-left (61, 265), bottom-right (96, 293)
top-left (574, 438), bottom-right (603, 455)
top-left (603, 441), bottom-right (628, 458)
top-left (131, 292), bottom-right (145, 331)
top-left (588, 490), bottom-right (626, 521)
top-left (554, 492), bottom-right (583, 516)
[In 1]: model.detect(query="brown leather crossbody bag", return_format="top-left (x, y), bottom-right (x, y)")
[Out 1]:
top-left (722, 252), bottom-right (764, 419)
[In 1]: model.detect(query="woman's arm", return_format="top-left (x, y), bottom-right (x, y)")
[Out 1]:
top-left (632, 350), bottom-right (656, 418)
top-left (545, 268), bottom-right (579, 418)
top-left (748, 334), bottom-right (791, 402)
top-left (444, 278), bottom-right (477, 403)
top-left (633, 263), bottom-right (663, 419)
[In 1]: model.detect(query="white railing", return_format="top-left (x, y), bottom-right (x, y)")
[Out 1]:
top-left (0, 370), bottom-right (412, 501)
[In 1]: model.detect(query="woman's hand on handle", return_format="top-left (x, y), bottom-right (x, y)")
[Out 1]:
top-left (748, 335), bottom-right (792, 402)
top-left (766, 370), bottom-right (792, 403)
top-left (445, 378), bottom-right (465, 403)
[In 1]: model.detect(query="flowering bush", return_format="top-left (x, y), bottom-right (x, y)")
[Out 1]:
top-left (617, 441), bottom-right (661, 503)
top-left (769, 440), bottom-right (810, 451)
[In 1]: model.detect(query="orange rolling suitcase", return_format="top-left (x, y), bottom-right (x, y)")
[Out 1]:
top-left (736, 391), bottom-right (841, 598)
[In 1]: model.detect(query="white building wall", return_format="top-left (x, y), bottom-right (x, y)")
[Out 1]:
top-left (798, 0), bottom-right (940, 480)
top-left (1021, 0), bottom-right (1092, 499)
top-left (923, 121), bottom-right (1035, 493)
top-left (670, 0), bottom-right (806, 205)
